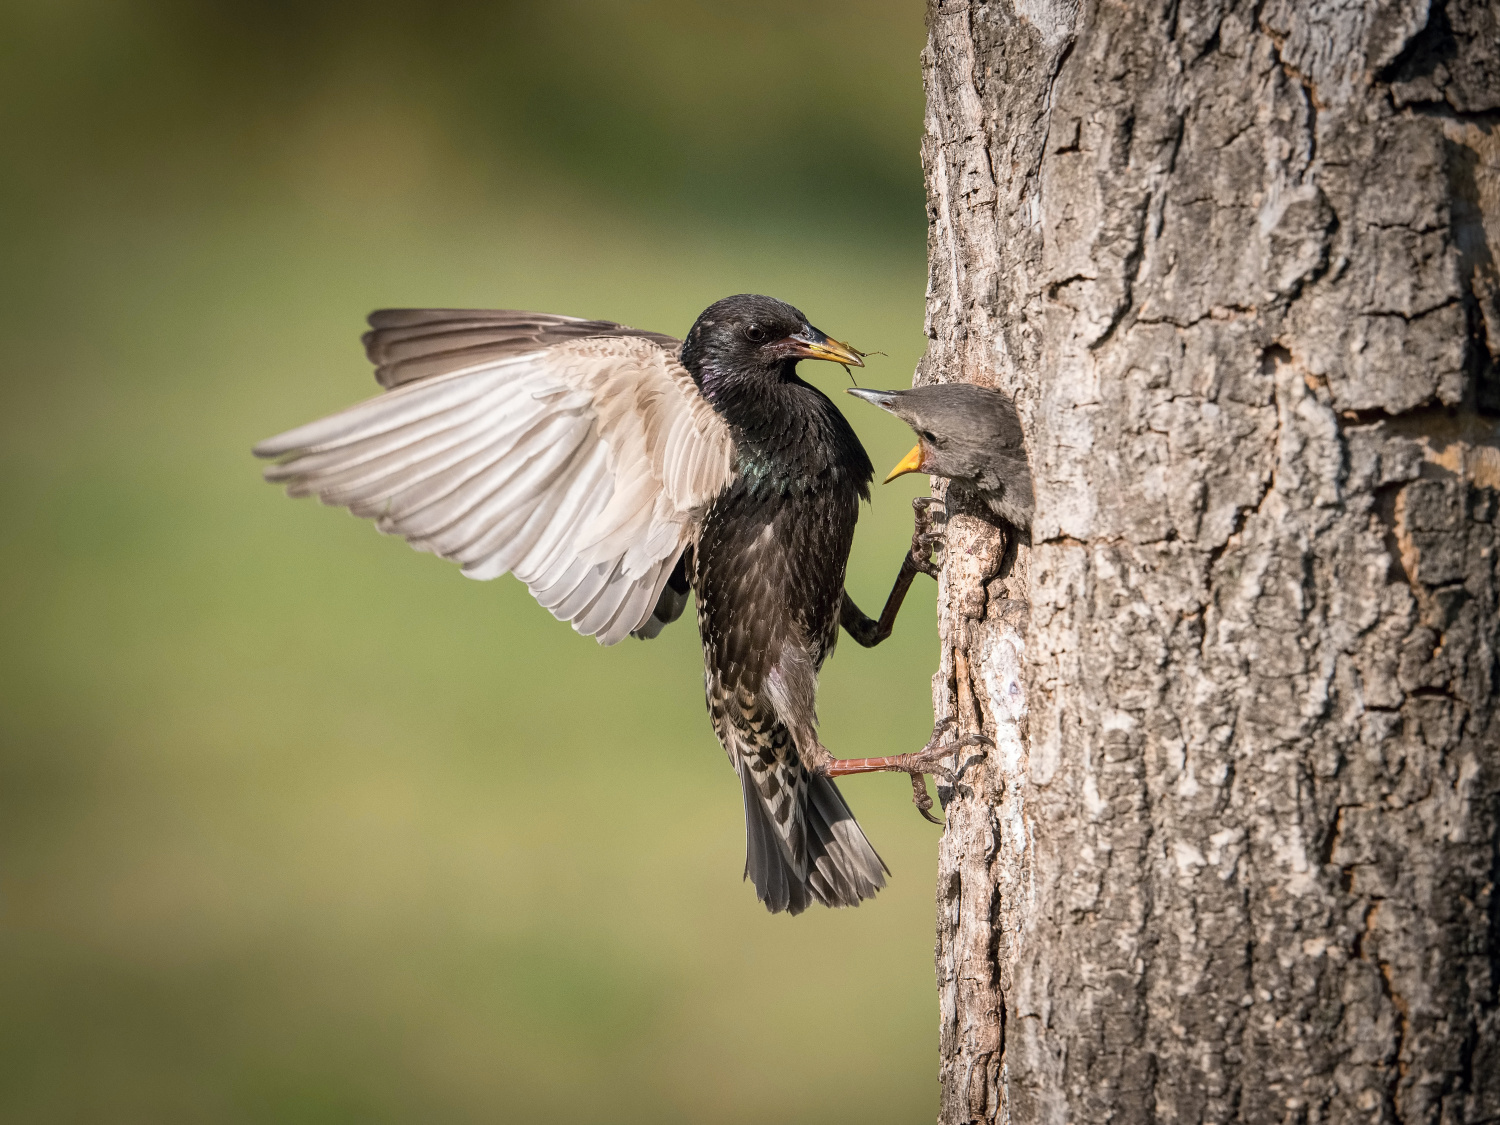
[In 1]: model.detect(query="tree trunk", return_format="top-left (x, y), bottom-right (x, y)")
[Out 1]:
top-left (921, 2), bottom-right (1500, 1122)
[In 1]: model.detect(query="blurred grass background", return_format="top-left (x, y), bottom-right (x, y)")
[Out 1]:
top-left (0, 2), bottom-right (943, 1121)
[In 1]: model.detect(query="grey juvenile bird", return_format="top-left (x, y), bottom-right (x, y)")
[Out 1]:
top-left (847, 383), bottom-right (1034, 530)
top-left (255, 295), bottom-right (964, 915)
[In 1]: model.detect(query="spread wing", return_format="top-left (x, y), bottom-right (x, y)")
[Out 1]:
top-left (254, 310), bottom-right (736, 646)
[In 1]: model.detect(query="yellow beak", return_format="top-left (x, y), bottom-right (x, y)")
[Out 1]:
top-left (784, 327), bottom-right (866, 368)
top-left (883, 443), bottom-right (926, 484)
top-left (800, 337), bottom-right (865, 366)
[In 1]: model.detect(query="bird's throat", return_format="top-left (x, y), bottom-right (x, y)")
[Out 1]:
top-left (695, 363), bottom-right (873, 498)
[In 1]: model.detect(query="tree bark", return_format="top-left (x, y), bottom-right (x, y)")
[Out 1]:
top-left (921, 2), bottom-right (1500, 1123)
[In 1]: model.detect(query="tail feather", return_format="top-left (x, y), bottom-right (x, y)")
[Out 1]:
top-left (806, 773), bottom-right (888, 906)
top-left (738, 758), bottom-right (886, 915)
top-left (741, 765), bottom-right (810, 914)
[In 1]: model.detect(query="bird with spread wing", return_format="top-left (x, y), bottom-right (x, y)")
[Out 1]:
top-left (254, 294), bottom-right (977, 914)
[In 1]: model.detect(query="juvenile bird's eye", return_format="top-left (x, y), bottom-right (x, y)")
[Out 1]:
top-left (921, 430), bottom-right (938, 443)
top-left (743, 325), bottom-right (768, 344)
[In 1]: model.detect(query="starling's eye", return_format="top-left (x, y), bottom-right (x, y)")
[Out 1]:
top-left (743, 324), bottom-right (769, 344)
top-left (921, 430), bottom-right (938, 444)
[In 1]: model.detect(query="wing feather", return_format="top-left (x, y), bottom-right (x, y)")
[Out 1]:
top-left (256, 313), bottom-right (736, 644)
top-left (406, 415), bottom-right (591, 557)
top-left (469, 427), bottom-right (599, 574)
top-left (569, 559), bottom-right (637, 638)
top-left (271, 386), bottom-right (549, 500)
top-left (252, 364), bottom-right (520, 457)
top-left (551, 559), bottom-right (622, 623)
top-left (599, 558), bottom-right (673, 646)
top-left (376, 413), bottom-right (580, 539)
top-left (532, 555), bottom-right (609, 616)
top-left (362, 308), bottom-right (680, 388)
top-left (514, 443), bottom-right (613, 581)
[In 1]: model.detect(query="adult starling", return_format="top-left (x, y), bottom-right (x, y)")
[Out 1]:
top-left (846, 384), bottom-right (1034, 530)
top-left (254, 295), bottom-right (961, 915)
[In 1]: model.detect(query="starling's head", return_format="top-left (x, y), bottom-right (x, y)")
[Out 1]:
top-left (846, 383), bottom-right (1024, 485)
top-left (680, 294), bottom-right (863, 393)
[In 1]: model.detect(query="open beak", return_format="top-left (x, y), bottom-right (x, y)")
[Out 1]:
top-left (783, 326), bottom-right (865, 368)
top-left (884, 443), bottom-right (927, 484)
top-left (843, 389), bottom-right (928, 483)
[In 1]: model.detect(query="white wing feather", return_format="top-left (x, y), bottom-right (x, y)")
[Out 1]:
top-left (256, 335), bottom-right (735, 645)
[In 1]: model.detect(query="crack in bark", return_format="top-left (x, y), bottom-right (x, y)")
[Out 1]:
top-left (1087, 194), bottom-right (1152, 352)
top-left (1368, 900), bottom-right (1410, 1125)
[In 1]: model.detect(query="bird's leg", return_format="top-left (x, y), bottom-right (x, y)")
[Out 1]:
top-left (841, 497), bottom-right (947, 648)
top-left (819, 728), bottom-right (986, 780)
top-left (825, 496), bottom-right (978, 823)
top-left (810, 716), bottom-right (990, 824)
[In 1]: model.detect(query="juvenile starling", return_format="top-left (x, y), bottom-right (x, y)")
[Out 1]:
top-left (255, 295), bottom-right (962, 915)
top-left (847, 384), bottom-right (1034, 530)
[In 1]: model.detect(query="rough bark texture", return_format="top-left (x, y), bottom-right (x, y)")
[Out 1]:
top-left (922, 2), bottom-right (1500, 1123)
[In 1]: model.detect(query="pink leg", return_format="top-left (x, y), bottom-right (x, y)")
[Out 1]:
top-left (812, 718), bottom-right (990, 825)
top-left (825, 751), bottom-right (946, 777)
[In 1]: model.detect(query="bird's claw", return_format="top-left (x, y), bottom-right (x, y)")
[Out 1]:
top-left (912, 773), bottom-right (944, 825)
top-left (930, 714), bottom-right (958, 739)
top-left (906, 722), bottom-right (992, 824)
top-left (941, 732), bottom-right (993, 779)
top-left (911, 497), bottom-right (947, 578)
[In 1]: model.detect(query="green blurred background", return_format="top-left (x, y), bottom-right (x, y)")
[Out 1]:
top-left (0, 3), bottom-right (943, 1121)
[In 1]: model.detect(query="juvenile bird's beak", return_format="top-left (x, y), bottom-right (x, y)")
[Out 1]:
top-left (884, 444), bottom-right (928, 484)
top-left (843, 389), bottom-right (928, 483)
top-left (845, 387), bottom-right (899, 410)
top-left (784, 326), bottom-right (865, 368)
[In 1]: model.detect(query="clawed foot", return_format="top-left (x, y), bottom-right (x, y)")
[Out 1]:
top-left (910, 497), bottom-right (946, 578)
top-left (905, 717), bottom-right (992, 825)
top-left (813, 711), bottom-right (991, 826)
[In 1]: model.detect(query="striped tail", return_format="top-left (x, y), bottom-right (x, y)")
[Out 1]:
top-left (737, 751), bottom-right (888, 915)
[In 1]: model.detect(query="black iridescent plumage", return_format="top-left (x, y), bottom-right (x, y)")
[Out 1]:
top-left (681, 296), bottom-right (885, 912)
top-left (255, 293), bottom-right (955, 916)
